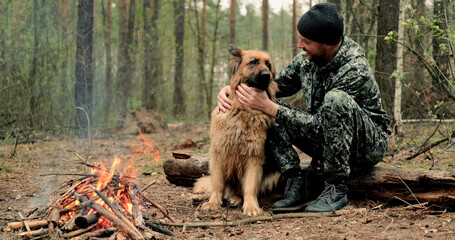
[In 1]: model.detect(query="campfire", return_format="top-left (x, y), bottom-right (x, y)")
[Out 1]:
top-left (3, 135), bottom-right (173, 239)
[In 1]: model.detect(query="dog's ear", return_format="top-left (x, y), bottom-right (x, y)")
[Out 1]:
top-left (228, 44), bottom-right (242, 75)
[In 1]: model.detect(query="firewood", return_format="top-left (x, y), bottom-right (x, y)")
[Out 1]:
top-left (129, 186), bottom-right (145, 227)
top-left (69, 227), bottom-right (116, 240)
top-left (89, 186), bottom-right (141, 236)
top-left (4, 219), bottom-right (49, 231)
top-left (18, 228), bottom-right (49, 239)
top-left (74, 213), bottom-right (99, 228)
top-left (76, 195), bottom-right (144, 240)
top-left (62, 223), bottom-right (97, 238)
top-left (48, 206), bottom-right (61, 232)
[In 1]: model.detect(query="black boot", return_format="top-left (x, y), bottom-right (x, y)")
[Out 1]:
top-left (304, 181), bottom-right (348, 212)
top-left (272, 176), bottom-right (304, 209)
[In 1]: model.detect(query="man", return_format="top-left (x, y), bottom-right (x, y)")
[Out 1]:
top-left (217, 3), bottom-right (390, 212)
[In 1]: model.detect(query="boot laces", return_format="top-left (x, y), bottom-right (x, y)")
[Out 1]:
top-left (315, 182), bottom-right (337, 201)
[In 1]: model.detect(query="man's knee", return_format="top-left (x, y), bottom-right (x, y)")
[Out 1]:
top-left (319, 90), bottom-right (358, 124)
top-left (322, 90), bottom-right (356, 111)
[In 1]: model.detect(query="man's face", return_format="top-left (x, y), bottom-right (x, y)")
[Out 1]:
top-left (297, 33), bottom-right (326, 63)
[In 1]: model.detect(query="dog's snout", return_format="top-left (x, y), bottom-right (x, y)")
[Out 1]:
top-left (259, 71), bottom-right (270, 80)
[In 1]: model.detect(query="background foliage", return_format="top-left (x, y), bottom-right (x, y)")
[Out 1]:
top-left (0, 0), bottom-right (454, 135)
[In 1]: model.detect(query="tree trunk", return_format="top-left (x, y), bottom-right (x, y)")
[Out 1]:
top-left (374, 0), bottom-right (399, 124)
top-left (126, 0), bottom-right (137, 109)
top-left (292, 0), bottom-right (298, 57)
top-left (262, 0), bottom-right (269, 51)
top-left (173, 0), bottom-right (186, 117)
top-left (393, 0), bottom-right (404, 136)
top-left (149, 0), bottom-right (162, 111)
top-left (432, 0), bottom-right (455, 101)
top-left (116, 0), bottom-right (129, 116)
top-left (143, 0), bottom-right (153, 110)
top-left (75, 0), bottom-right (94, 136)
top-left (164, 152), bottom-right (455, 206)
top-left (405, 0), bottom-right (427, 119)
top-left (102, 0), bottom-right (113, 123)
top-left (193, 0), bottom-right (207, 119)
top-left (229, 0), bottom-right (236, 45)
top-left (208, 0), bottom-right (222, 118)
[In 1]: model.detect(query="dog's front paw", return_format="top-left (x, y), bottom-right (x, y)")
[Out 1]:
top-left (242, 205), bottom-right (262, 216)
top-left (228, 195), bottom-right (242, 207)
top-left (201, 201), bottom-right (221, 211)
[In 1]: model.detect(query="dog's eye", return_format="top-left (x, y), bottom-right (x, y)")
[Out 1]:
top-left (265, 61), bottom-right (272, 70)
top-left (249, 59), bottom-right (259, 66)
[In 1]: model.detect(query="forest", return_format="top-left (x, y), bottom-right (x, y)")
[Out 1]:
top-left (0, 0), bottom-right (454, 136)
top-left (1, 1), bottom-right (455, 239)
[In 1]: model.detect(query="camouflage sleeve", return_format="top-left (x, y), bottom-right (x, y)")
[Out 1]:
top-left (275, 53), bottom-right (306, 98)
top-left (331, 59), bottom-right (391, 134)
top-left (274, 101), bottom-right (322, 137)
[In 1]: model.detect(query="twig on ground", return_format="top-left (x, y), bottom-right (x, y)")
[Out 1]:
top-left (140, 180), bottom-right (156, 193)
top-left (421, 120), bottom-right (441, 147)
top-left (398, 202), bottom-right (429, 210)
top-left (140, 193), bottom-right (177, 223)
top-left (405, 131), bottom-right (455, 160)
top-left (383, 209), bottom-right (394, 232)
top-left (396, 175), bottom-right (421, 204)
top-left (39, 173), bottom-right (94, 177)
top-left (74, 152), bottom-right (87, 162)
top-left (161, 208), bottom-right (366, 228)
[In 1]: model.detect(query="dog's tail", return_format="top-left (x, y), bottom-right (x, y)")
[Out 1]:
top-left (193, 176), bottom-right (211, 193)
top-left (260, 171), bottom-right (282, 194)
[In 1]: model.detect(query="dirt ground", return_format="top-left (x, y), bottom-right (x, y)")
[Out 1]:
top-left (1, 121), bottom-right (455, 239)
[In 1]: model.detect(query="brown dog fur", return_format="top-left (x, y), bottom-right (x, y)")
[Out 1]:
top-left (194, 45), bottom-right (281, 216)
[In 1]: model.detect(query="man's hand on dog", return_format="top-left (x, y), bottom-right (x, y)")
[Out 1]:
top-left (217, 84), bottom-right (279, 117)
top-left (237, 84), bottom-right (279, 117)
top-left (216, 86), bottom-right (232, 113)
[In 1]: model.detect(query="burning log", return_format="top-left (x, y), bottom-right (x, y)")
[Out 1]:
top-left (129, 186), bottom-right (145, 227)
top-left (75, 213), bottom-right (99, 228)
top-left (76, 195), bottom-right (144, 240)
top-left (7, 153), bottom-right (174, 239)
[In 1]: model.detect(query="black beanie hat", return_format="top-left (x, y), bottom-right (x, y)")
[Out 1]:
top-left (297, 3), bottom-right (344, 45)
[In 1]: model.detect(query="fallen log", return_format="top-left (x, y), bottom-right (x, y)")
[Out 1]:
top-left (163, 151), bottom-right (209, 186)
top-left (163, 152), bottom-right (455, 208)
top-left (349, 167), bottom-right (455, 206)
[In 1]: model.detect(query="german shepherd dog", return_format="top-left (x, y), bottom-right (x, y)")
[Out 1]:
top-left (194, 45), bottom-right (281, 216)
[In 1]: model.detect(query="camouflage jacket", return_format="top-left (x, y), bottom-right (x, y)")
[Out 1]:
top-left (275, 35), bottom-right (391, 135)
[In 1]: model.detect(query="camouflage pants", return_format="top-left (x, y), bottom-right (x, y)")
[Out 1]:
top-left (265, 90), bottom-right (389, 182)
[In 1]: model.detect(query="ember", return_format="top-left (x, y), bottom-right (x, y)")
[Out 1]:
top-left (3, 153), bottom-right (173, 239)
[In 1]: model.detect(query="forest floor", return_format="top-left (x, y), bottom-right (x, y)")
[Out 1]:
top-left (1, 119), bottom-right (455, 239)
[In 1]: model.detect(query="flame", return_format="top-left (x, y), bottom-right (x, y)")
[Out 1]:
top-left (54, 133), bottom-right (160, 234)
top-left (57, 156), bottom-right (138, 232)
top-left (96, 156), bottom-right (121, 191)
top-left (137, 131), bottom-right (161, 166)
